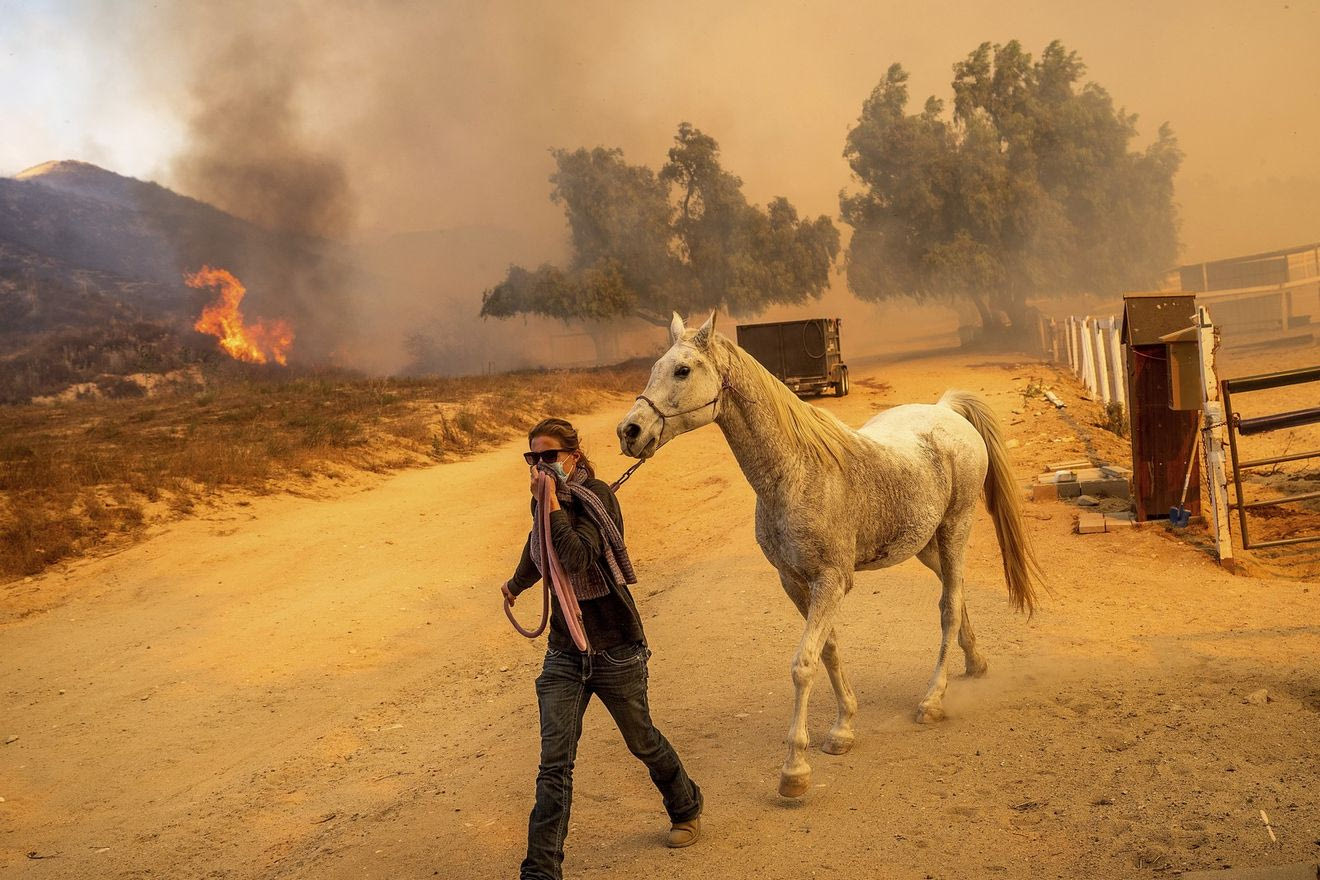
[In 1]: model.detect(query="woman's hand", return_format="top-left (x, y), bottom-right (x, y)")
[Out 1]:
top-left (501, 581), bottom-right (516, 605)
top-left (529, 467), bottom-right (555, 499)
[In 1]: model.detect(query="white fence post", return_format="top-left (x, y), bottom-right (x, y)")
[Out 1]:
top-left (1196, 306), bottom-right (1234, 564)
top-left (1065, 317), bottom-right (1076, 373)
top-left (1073, 317), bottom-right (1083, 380)
top-left (1077, 318), bottom-right (1087, 382)
top-left (1079, 317), bottom-right (1097, 394)
top-left (1076, 317), bottom-right (1087, 381)
top-left (1093, 318), bottom-right (1112, 406)
top-left (1107, 318), bottom-right (1127, 413)
top-left (1062, 314), bottom-right (1127, 412)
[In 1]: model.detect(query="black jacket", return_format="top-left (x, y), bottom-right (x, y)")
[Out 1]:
top-left (508, 477), bottom-right (646, 652)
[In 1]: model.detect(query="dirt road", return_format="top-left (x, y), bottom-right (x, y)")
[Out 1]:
top-left (2, 351), bottom-right (1317, 879)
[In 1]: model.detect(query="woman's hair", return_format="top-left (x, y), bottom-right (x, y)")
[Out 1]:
top-left (528, 417), bottom-right (596, 480)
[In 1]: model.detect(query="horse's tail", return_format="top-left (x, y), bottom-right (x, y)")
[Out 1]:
top-left (940, 390), bottom-right (1044, 616)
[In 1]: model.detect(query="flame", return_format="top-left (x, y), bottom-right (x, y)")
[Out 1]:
top-left (185, 266), bottom-right (294, 366)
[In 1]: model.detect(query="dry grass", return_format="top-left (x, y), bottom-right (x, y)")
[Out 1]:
top-left (0, 363), bottom-right (649, 581)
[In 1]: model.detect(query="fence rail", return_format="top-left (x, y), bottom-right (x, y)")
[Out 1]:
top-left (1032, 305), bottom-right (1319, 562)
top-left (1221, 365), bottom-right (1320, 550)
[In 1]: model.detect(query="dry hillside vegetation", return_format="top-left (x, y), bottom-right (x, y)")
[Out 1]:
top-left (0, 364), bottom-right (646, 582)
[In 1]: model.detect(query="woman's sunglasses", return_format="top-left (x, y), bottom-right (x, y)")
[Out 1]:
top-left (523, 449), bottom-right (569, 466)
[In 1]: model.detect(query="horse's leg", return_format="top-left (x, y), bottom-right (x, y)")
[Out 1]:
top-left (917, 538), bottom-right (987, 678)
top-left (916, 515), bottom-right (973, 723)
top-left (778, 569), bottom-right (848, 797)
top-left (778, 572), bottom-right (857, 758)
top-left (819, 632), bottom-right (858, 755)
top-left (957, 602), bottom-right (988, 677)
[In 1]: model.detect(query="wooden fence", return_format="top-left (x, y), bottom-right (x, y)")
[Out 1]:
top-left (1036, 313), bottom-right (1127, 413)
top-left (1035, 307), bottom-right (1238, 563)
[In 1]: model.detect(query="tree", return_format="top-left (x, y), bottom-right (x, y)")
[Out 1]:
top-left (840, 41), bottom-right (1181, 335)
top-left (480, 124), bottom-right (839, 329)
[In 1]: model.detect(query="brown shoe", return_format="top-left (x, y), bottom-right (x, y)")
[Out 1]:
top-left (666, 817), bottom-right (701, 848)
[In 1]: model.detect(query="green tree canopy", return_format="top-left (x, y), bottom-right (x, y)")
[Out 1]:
top-left (481, 124), bottom-right (840, 327)
top-left (840, 40), bottom-right (1181, 331)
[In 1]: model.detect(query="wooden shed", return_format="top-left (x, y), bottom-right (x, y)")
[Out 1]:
top-left (1121, 292), bottom-right (1201, 521)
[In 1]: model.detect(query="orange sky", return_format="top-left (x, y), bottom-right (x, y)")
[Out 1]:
top-left (5, 1), bottom-right (1318, 265)
top-left (329, 0), bottom-right (1320, 265)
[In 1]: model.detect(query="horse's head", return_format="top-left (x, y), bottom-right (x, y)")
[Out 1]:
top-left (617, 311), bottom-right (724, 459)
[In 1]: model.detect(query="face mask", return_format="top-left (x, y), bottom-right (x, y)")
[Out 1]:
top-left (548, 461), bottom-right (570, 481)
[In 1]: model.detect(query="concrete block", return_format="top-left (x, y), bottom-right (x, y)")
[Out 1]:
top-left (1046, 458), bottom-right (1090, 472)
top-left (1078, 478), bottom-right (1131, 500)
top-left (1103, 515), bottom-right (1135, 530)
top-left (1032, 482), bottom-right (1059, 503)
top-left (1077, 513), bottom-right (1106, 534)
top-left (1056, 481), bottom-right (1082, 500)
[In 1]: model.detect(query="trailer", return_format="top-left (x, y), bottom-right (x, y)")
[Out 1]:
top-left (735, 318), bottom-right (849, 397)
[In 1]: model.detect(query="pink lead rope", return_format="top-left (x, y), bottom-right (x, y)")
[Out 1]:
top-left (502, 461), bottom-right (646, 650)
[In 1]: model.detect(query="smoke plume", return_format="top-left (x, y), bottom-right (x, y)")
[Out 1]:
top-left (99, 0), bottom-right (1320, 374)
top-left (167, 6), bottom-right (353, 240)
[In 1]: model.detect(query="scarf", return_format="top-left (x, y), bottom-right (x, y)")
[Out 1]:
top-left (529, 467), bottom-right (637, 601)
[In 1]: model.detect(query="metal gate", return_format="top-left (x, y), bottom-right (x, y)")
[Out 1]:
top-left (1221, 364), bottom-right (1320, 549)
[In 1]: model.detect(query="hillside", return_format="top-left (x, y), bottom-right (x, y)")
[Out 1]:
top-left (1, 160), bottom-right (331, 308)
top-left (0, 160), bottom-right (369, 401)
top-left (0, 160), bottom-right (653, 397)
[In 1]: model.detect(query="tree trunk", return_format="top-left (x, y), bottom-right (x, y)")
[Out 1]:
top-left (970, 292), bottom-right (994, 328)
top-left (584, 321), bottom-right (621, 365)
top-left (980, 286), bottom-right (1035, 349)
top-left (967, 288), bottom-right (1021, 350)
top-left (1002, 289), bottom-right (1030, 334)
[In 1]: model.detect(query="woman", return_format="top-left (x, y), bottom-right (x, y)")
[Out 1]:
top-left (502, 417), bottom-right (703, 880)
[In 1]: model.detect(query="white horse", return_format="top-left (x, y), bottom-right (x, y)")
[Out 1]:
top-left (617, 312), bottom-right (1043, 798)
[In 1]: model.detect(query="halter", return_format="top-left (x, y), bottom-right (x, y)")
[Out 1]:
top-left (635, 377), bottom-right (755, 433)
top-left (621, 378), bottom-right (756, 485)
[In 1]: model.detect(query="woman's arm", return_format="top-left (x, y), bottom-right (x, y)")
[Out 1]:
top-left (507, 534), bottom-right (541, 596)
top-left (506, 495), bottom-right (542, 598)
top-left (547, 506), bottom-right (605, 575)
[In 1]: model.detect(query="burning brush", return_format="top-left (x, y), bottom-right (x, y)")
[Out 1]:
top-left (185, 266), bottom-right (294, 366)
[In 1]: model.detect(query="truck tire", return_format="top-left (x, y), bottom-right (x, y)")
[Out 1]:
top-left (835, 366), bottom-right (849, 397)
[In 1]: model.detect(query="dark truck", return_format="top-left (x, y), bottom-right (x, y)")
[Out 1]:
top-left (735, 318), bottom-right (849, 397)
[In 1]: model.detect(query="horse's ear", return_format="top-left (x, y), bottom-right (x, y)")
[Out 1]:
top-left (692, 310), bottom-right (717, 349)
top-left (669, 312), bottom-right (686, 345)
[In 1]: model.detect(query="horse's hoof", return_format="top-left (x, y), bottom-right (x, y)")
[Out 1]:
top-left (965, 656), bottom-right (989, 678)
top-left (778, 770), bottom-right (811, 798)
top-left (915, 704), bottom-right (945, 724)
top-left (821, 732), bottom-right (854, 755)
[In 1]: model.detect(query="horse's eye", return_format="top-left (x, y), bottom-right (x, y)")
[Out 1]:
top-left (674, 365), bottom-right (691, 379)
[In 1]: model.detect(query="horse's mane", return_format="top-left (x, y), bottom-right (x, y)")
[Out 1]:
top-left (715, 333), bottom-right (859, 467)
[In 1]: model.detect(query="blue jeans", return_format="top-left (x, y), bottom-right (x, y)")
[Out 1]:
top-left (520, 643), bottom-right (703, 880)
